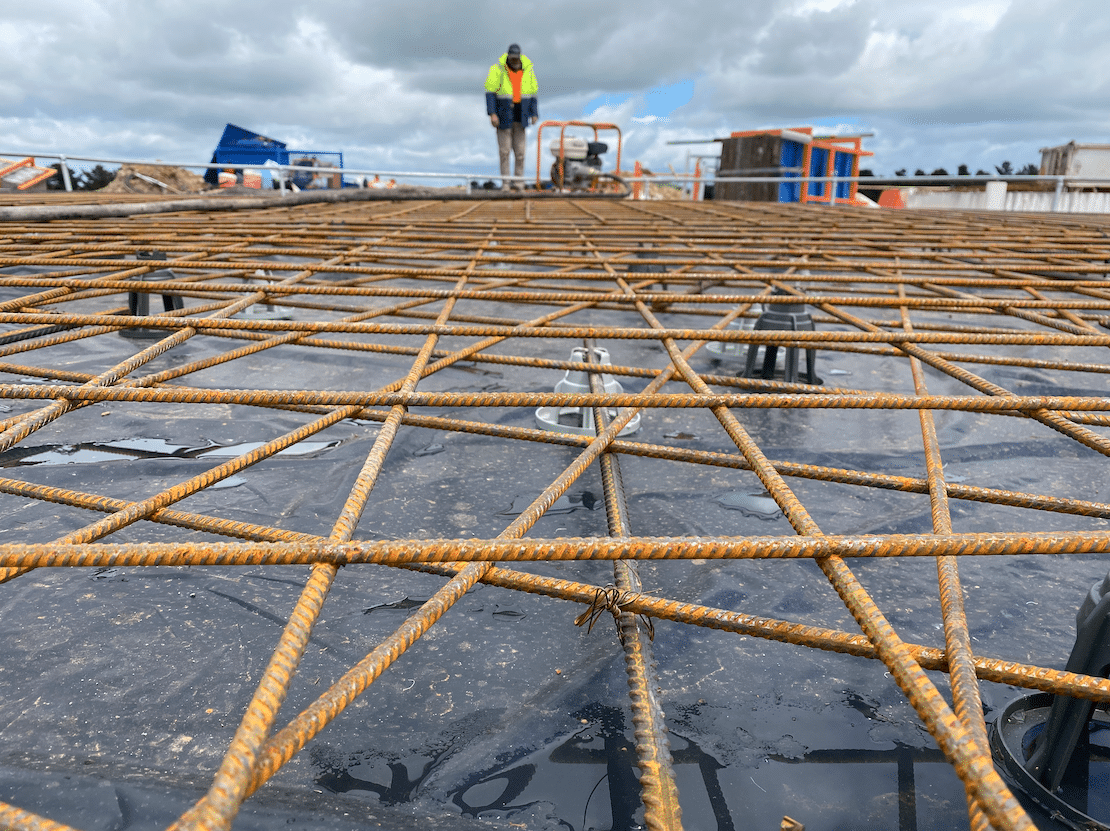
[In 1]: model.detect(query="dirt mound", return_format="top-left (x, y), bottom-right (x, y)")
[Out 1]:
top-left (614, 170), bottom-right (687, 200)
top-left (100, 164), bottom-right (209, 194)
top-left (644, 181), bottom-right (686, 200)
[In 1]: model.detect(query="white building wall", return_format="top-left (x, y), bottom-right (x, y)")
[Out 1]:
top-left (1068, 148), bottom-right (1110, 185)
top-left (902, 188), bottom-right (1110, 214)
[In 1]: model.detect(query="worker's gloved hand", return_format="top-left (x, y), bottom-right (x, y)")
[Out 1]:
top-left (490, 114), bottom-right (499, 128)
top-left (531, 116), bottom-right (538, 125)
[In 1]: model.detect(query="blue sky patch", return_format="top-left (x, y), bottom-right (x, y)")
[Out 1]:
top-left (584, 79), bottom-right (695, 120)
top-left (584, 92), bottom-right (634, 114)
top-left (642, 79), bottom-right (695, 119)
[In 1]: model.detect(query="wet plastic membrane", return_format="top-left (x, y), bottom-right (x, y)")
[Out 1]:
top-left (0, 198), bottom-right (1109, 830)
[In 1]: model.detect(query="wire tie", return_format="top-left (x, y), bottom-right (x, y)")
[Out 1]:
top-left (574, 585), bottom-right (655, 642)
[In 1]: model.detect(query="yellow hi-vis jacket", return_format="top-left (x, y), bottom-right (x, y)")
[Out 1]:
top-left (485, 53), bottom-right (539, 128)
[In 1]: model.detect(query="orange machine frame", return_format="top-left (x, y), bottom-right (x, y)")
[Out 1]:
top-left (536, 121), bottom-right (622, 191)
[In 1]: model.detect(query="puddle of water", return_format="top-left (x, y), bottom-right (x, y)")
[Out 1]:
top-left (498, 491), bottom-right (598, 516)
top-left (842, 690), bottom-right (887, 722)
top-left (10, 446), bottom-right (138, 467)
top-left (466, 604), bottom-right (527, 624)
top-left (444, 383), bottom-right (506, 393)
top-left (450, 364), bottom-right (503, 377)
top-left (450, 716), bottom-right (642, 829)
top-left (364, 597), bottom-right (430, 615)
top-left (91, 567), bottom-right (126, 581)
top-left (208, 474), bottom-right (248, 490)
top-left (343, 418), bottom-right (378, 427)
top-left (663, 432), bottom-right (700, 441)
top-left (0, 438), bottom-right (341, 468)
top-left (715, 491), bottom-right (783, 520)
top-left (98, 438), bottom-right (192, 455)
top-left (310, 699), bottom-right (966, 831)
top-left (201, 440), bottom-right (340, 458)
top-left (314, 703), bottom-right (648, 830)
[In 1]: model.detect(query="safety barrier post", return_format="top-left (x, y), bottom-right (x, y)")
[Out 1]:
top-left (58, 155), bottom-right (73, 192)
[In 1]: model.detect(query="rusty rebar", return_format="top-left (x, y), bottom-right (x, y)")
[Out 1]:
top-left (177, 252), bottom-right (485, 830)
top-left (617, 275), bottom-right (1029, 828)
top-left (586, 341), bottom-right (684, 831)
top-left (2, 197), bottom-right (1110, 830)
top-left (901, 286), bottom-right (994, 831)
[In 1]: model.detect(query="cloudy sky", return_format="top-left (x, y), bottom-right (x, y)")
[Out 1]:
top-left (1, 0), bottom-right (1107, 183)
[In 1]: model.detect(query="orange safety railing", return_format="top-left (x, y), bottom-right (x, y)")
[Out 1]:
top-left (0, 156), bottom-right (57, 191)
top-left (802, 134), bottom-right (872, 206)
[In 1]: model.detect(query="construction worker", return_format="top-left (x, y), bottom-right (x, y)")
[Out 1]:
top-left (485, 44), bottom-right (538, 189)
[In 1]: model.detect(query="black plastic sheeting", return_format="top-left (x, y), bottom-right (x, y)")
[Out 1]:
top-left (0, 261), bottom-right (1106, 830)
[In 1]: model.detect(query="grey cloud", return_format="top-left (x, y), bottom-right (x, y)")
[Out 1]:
top-left (750, 3), bottom-right (875, 77)
top-left (0, 0), bottom-right (1107, 188)
top-left (402, 61), bottom-right (492, 96)
top-left (2, 5), bottom-right (330, 109)
top-left (309, 0), bottom-right (772, 93)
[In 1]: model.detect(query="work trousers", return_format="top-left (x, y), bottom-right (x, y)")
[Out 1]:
top-left (497, 123), bottom-right (527, 185)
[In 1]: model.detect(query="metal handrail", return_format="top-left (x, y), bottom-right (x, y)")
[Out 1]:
top-left (6, 149), bottom-right (1110, 207)
top-left (0, 150), bottom-right (528, 195)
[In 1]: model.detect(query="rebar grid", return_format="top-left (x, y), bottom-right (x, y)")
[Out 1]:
top-left (0, 197), bottom-right (1109, 830)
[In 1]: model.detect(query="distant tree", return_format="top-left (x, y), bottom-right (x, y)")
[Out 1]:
top-left (995, 161), bottom-right (1013, 176)
top-left (975, 169), bottom-right (989, 176)
top-left (858, 169), bottom-right (874, 177)
top-left (957, 164), bottom-right (970, 176)
top-left (1017, 163), bottom-right (1039, 175)
top-left (930, 168), bottom-right (948, 176)
top-left (46, 163), bottom-right (78, 191)
top-left (914, 168), bottom-right (926, 176)
top-left (76, 165), bottom-right (116, 191)
top-left (894, 168), bottom-right (907, 177)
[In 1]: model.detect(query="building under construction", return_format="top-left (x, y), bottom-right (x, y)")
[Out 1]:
top-left (0, 187), bottom-right (1108, 831)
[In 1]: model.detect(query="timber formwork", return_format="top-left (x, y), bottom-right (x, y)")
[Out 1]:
top-left (0, 195), bottom-right (1109, 830)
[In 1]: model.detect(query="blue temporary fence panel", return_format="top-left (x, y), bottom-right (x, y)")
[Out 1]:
top-left (778, 140), bottom-right (804, 203)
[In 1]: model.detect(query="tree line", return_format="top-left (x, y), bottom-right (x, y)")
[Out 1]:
top-left (46, 163), bottom-right (116, 191)
top-left (865, 162), bottom-right (1039, 178)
